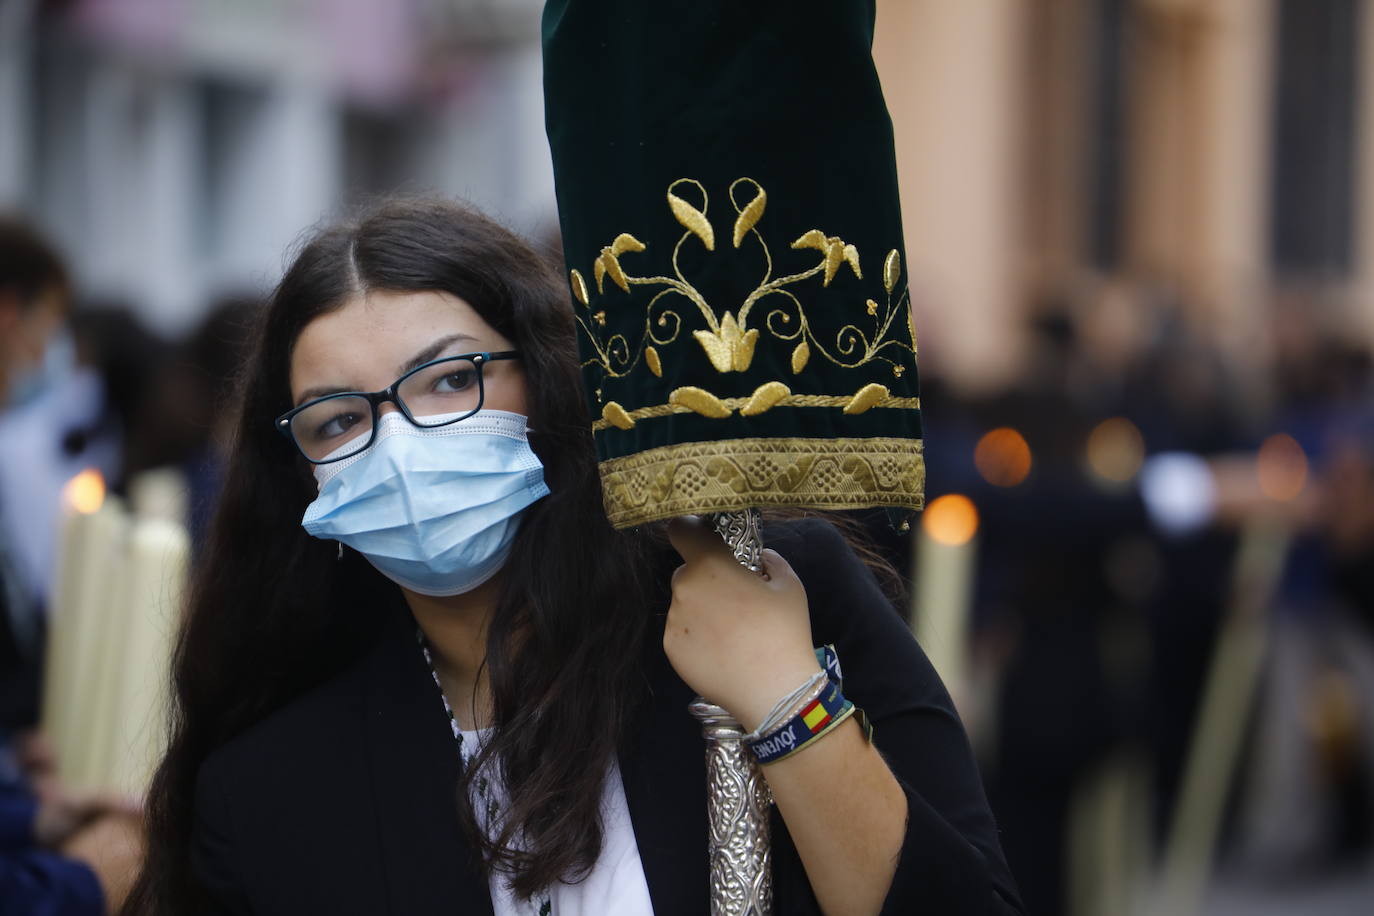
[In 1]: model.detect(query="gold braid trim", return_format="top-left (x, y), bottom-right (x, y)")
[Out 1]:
top-left (598, 436), bottom-right (925, 528)
top-left (591, 395), bottom-right (921, 432)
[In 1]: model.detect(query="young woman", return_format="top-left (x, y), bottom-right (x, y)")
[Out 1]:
top-left (124, 198), bottom-right (1023, 916)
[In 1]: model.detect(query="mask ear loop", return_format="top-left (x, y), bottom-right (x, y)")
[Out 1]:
top-left (337, 541), bottom-right (344, 561)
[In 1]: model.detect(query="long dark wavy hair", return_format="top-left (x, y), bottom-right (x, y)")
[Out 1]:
top-left (124, 197), bottom-right (670, 911)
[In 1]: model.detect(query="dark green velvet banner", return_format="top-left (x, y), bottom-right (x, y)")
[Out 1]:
top-left (543, 0), bottom-right (924, 526)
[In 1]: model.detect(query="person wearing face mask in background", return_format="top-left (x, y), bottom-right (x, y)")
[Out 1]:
top-left (0, 218), bottom-right (67, 722)
top-left (0, 220), bottom-right (123, 640)
top-left (0, 217), bottom-right (146, 916)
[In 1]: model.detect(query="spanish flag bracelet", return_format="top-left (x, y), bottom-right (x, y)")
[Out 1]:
top-left (744, 678), bottom-right (871, 765)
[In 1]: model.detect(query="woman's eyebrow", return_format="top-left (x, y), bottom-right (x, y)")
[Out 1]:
top-left (294, 384), bottom-right (354, 407)
top-left (294, 334), bottom-right (483, 406)
top-left (398, 333), bottom-right (479, 376)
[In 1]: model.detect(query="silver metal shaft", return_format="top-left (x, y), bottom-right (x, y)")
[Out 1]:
top-left (689, 698), bottom-right (773, 915)
top-left (691, 507), bottom-right (772, 915)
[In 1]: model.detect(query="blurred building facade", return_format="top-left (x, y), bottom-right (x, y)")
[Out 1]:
top-left (7, 0), bottom-right (1366, 374)
top-left (0, 0), bottom-right (552, 337)
top-left (875, 0), bottom-right (1374, 394)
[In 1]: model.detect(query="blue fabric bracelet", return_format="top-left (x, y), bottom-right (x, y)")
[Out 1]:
top-left (745, 678), bottom-right (854, 765)
top-left (816, 644), bottom-right (842, 687)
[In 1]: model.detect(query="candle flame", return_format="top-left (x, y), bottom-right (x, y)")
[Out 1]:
top-left (974, 428), bottom-right (1032, 487)
top-left (1086, 417), bottom-right (1145, 483)
top-left (63, 468), bottom-right (106, 515)
top-left (924, 494), bottom-right (979, 546)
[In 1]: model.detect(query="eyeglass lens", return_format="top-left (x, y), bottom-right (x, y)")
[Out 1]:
top-left (289, 357), bottom-right (484, 462)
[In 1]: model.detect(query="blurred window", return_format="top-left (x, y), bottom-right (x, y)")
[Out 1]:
top-left (1088, 0), bottom-right (1128, 270)
top-left (1270, 0), bottom-right (1360, 278)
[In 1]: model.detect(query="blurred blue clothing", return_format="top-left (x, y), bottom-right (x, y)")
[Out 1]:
top-left (0, 847), bottom-right (103, 916)
top-left (0, 366), bottom-right (118, 609)
top-left (0, 783), bottom-right (103, 915)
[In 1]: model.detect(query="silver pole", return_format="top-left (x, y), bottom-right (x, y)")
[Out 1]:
top-left (689, 508), bottom-right (772, 915)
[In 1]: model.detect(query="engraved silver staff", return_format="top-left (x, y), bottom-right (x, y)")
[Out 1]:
top-left (687, 507), bottom-right (773, 916)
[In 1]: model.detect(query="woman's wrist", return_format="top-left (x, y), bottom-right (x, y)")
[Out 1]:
top-left (726, 657), bottom-right (829, 733)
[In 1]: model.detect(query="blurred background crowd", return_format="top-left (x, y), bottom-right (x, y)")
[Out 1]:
top-left (1, 0), bottom-right (1373, 914)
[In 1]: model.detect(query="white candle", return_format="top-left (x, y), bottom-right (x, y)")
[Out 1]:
top-left (912, 494), bottom-right (980, 712)
top-left (48, 498), bottom-right (129, 791)
top-left (106, 517), bottom-right (189, 796)
top-left (128, 467), bottom-right (190, 527)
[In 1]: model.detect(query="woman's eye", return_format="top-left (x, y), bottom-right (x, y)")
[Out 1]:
top-left (433, 370), bottom-right (475, 393)
top-left (315, 411), bottom-right (364, 440)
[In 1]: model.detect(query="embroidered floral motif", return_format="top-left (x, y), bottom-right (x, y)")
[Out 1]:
top-left (570, 177), bottom-right (918, 401)
top-left (590, 391), bottom-right (920, 433)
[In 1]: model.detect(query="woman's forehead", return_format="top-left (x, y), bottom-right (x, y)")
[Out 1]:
top-left (289, 290), bottom-right (505, 396)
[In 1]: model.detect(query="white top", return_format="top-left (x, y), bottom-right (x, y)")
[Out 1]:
top-left (457, 726), bottom-right (655, 916)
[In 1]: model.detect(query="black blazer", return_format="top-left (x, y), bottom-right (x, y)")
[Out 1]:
top-left (191, 520), bottom-right (1024, 914)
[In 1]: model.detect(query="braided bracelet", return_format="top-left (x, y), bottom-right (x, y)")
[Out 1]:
top-left (741, 670), bottom-right (828, 744)
top-left (745, 677), bottom-right (858, 765)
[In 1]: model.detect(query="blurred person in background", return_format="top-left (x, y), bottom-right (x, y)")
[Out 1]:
top-left (960, 284), bottom-right (1266, 915)
top-left (0, 215), bottom-right (72, 738)
top-left (0, 224), bottom-right (124, 625)
top-left (961, 300), bottom-right (1156, 916)
top-left (66, 303), bottom-right (169, 499)
top-left (0, 217), bottom-right (145, 915)
top-left (118, 296), bottom-right (257, 550)
top-left (1227, 305), bottom-right (1374, 883)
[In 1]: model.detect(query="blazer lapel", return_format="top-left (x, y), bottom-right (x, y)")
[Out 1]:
top-left (362, 609), bottom-right (495, 916)
top-left (619, 619), bottom-right (711, 916)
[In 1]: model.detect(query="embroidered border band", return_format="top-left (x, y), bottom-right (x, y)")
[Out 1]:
top-left (597, 436), bottom-right (925, 528)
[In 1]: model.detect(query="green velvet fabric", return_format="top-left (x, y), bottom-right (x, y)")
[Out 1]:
top-left (543, 0), bottom-right (922, 519)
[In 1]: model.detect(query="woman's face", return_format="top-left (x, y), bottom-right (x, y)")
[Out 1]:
top-left (289, 289), bottom-right (528, 426)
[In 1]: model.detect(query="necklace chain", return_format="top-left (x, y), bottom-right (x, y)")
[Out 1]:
top-left (415, 627), bottom-right (553, 915)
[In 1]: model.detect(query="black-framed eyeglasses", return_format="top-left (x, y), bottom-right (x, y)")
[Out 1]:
top-left (275, 351), bottom-right (521, 464)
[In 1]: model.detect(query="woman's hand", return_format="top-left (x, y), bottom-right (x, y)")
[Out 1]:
top-left (663, 516), bottom-right (822, 731)
top-left (61, 812), bottom-right (146, 915)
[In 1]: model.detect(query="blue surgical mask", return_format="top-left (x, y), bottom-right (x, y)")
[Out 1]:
top-left (6, 329), bottom-right (75, 409)
top-left (301, 409), bottom-right (550, 596)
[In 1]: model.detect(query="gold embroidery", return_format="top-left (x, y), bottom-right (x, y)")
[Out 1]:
top-left (575, 178), bottom-right (916, 391)
top-left (791, 231), bottom-right (861, 287)
top-left (667, 180), bottom-right (715, 251)
top-left (740, 382), bottom-right (791, 417)
top-left (732, 184), bottom-right (767, 248)
top-left (692, 313), bottom-right (758, 373)
top-left (843, 383), bottom-right (890, 415)
top-left (668, 386), bottom-right (733, 418)
top-left (597, 437), bottom-right (925, 528)
top-left (570, 269), bottom-right (589, 306)
top-left (645, 346), bottom-right (663, 377)
top-left (600, 251), bottom-right (628, 293)
top-left (594, 234), bottom-right (646, 294)
top-left (589, 393), bottom-right (921, 432)
top-left (602, 402), bottom-right (635, 430)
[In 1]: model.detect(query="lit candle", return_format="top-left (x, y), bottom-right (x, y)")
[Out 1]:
top-left (46, 495), bottom-right (129, 792)
top-left (42, 470), bottom-right (109, 755)
top-left (913, 494), bottom-right (980, 710)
